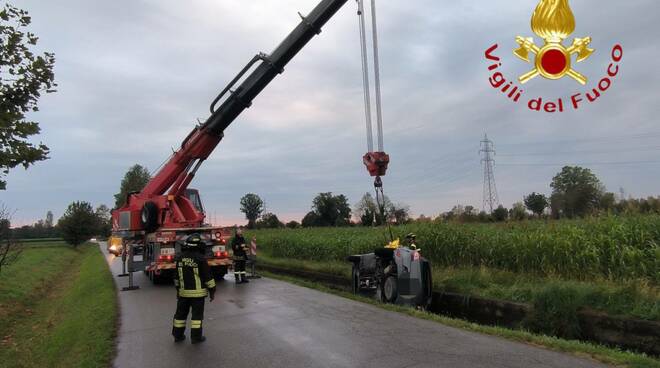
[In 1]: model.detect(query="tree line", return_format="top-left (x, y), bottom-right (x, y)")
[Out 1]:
top-left (437, 166), bottom-right (657, 223)
top-left (241, 166), bottom-right (660, 228)
top-left (239, 191), bottom-right (411, 229)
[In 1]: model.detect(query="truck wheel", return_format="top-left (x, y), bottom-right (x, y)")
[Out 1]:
top-left (382, 275), bottom-right (398, 303)
top-left (140, 202), bottom-right (159, 233)
top-left (152, 271), bottom-right (171, 285)
top-left (213, 266), bottom-right (228, 282)
top-left (351, 266), bottom-right (360, 294)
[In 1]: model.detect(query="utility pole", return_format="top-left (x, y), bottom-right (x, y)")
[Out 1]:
top-left (480, 134), bottom-right (500, 214)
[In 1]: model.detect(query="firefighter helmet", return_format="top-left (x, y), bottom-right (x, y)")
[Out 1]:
top-left (183, 233), bottom-right (204, 250)
top-left (405, 233), bottom-right (416, 240)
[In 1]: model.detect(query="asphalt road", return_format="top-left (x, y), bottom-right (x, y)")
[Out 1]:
top-left (102, 243), bottom-right (609, 368)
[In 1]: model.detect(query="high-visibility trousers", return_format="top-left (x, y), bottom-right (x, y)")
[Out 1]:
top-left (172, 297), bottom-right (205, 341)
top-left (233, 258), bottom-right (246, 277)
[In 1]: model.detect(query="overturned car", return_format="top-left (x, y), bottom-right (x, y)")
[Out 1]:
top-left (347, 240), bottom-right (433, 309)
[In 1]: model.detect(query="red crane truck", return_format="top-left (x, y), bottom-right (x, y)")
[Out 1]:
top-left (111, 0), bottom-right (389, 288)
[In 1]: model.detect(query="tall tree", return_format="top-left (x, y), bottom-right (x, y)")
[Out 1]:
top-left (114, 164), bottom-right (151, 208)
top-left (510, 202), bottom-right (527, 221)
top-left (256, 212), bottom-right (284, 229)
top-left (95, 204), bottom-right (112, 237)
top-left (285, 220), bottom-right (300, 229)
top-left (354, 193), bottom-right (377, 226)
top-left (524, 192), bottom-right (548, 217)
top-left (311, 192), bottom-right (351, 227)
top-left (240, 193), bottom-right (264, 229)
top-left (301, 211), bottom-right (319, 228)
top-left (58, 201), bottom-right (97, 247)
top-left (390, 203), bottom-right (411, 224)
top-left (599, 192), bottom-right (617, 212)
top-left (45, 210), bottom-right (54, 227)
top-left (550, 166), bottom-right (604, 218)
top-left (492, 205), bottom-right (508, 222)
top-left (0, 4), bottom-right (56, 189)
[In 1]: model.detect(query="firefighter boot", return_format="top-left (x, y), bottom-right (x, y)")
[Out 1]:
top-left (235, 274), bottom-right (241, 284)
top-left (191, 335), bottom-right (206, 344)
top-left (241, 273), bottom-right (249, 283)
top-left (172, 321), bottom-right (186, 343)
top-left (190, 320), bottom-right (205, 344)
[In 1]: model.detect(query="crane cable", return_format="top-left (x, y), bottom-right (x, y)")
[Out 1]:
top-left (357, 0), bottom-right (374, 153)
top-left (357, 0), bottom-right (392, 240)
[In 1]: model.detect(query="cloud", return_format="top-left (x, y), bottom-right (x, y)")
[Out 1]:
top-left (2, 0), bottom-right (659, 225)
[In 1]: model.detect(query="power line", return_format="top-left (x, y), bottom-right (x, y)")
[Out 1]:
top-left (497, 131), bottom-right (660, 147)
top-left (498, 145), bottom-right (660, 157)
top-left (498, 160), bottom-right (660, 167)
top-left (480, 134), bottom-right (500, 214)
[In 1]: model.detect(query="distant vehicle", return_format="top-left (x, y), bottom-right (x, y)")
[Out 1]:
top-left (90, 238), bottom-right (97, 242)
top-left (107, 236), bottom-right (123, 256)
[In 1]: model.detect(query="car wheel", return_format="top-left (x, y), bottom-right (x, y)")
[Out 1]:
top-left (382, 275), bottom-right (398, 303)
top-left (351, 265), bottom-right (360, 294)
top-left (422, 261), bottom-right (433, 309)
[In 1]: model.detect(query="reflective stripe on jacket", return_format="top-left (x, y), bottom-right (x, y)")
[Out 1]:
top-left (174, 251), bottom-right (216, 298)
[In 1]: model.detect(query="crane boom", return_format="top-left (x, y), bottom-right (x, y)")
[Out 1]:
top-left (142, 0), bottom-right (349, 198)
top-left (115, 0), bottom-right (351, 232)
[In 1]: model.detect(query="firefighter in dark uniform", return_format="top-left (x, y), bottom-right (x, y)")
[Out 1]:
top-left (231, 228), bottom-right (249, 284)
top-left (172, 234), bottom-right (216, 344)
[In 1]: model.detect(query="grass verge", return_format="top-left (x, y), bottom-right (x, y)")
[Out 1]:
top-left (262, 270), bottom-right (660, 368)
top-left (257, 254), bottom-right (659, 322)
top-left (0, 243), bottom-right (117, 368)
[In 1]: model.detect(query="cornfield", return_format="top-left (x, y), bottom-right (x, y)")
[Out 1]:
top-left (248, 215), bottom-right (660, 282)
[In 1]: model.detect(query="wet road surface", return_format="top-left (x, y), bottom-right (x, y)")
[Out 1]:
top-left (102, 243), bottom-right (609, 368)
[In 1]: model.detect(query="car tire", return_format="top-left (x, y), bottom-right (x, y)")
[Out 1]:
top-left (141, 202), bottom-right (159, 233)
top-left (422, 261), bottom-right (433, 309)
top-left (382, 275), bottom-right (398, 303)
top-left (351, 265), bottom-right (360, 294)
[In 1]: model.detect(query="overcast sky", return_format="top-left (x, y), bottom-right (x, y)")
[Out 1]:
top-left (2, 0), bottom-right (659, 226)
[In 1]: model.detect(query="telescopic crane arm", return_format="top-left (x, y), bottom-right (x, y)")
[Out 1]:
top-left (141, 0), bottom-right (349, 199)
top-left (114, 0), bottom-right (388, 233)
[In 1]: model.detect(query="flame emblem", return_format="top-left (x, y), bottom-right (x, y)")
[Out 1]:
top-left (514, 0), bottom-right (594, 84)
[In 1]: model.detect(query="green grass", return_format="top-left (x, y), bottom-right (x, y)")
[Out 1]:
top-left (263, 271), bottom-right (660, 368)
top-left (248, 215), bottom-right (660, 282)
top-left (18, 237), bottom-right (64, 243)
top-left (0, 243), bottom-right (117, 368)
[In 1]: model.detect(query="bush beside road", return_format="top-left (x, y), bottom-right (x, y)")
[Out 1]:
top-left (0, 242), bottom-right (117, 368)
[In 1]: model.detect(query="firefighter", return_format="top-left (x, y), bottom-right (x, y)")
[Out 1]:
top-left (172, 234), bottom-right (216, 344)
top-left (231, 228), bottom-right (249, 284)
top-left (405, 233), bottom-right (418, 250)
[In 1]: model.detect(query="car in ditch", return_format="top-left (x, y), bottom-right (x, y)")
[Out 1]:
top-left (347, 239), bottom-right (433, 309)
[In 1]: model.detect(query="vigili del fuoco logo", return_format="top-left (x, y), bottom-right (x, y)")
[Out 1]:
top-left (484, 0), bottom-right (623, 113)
